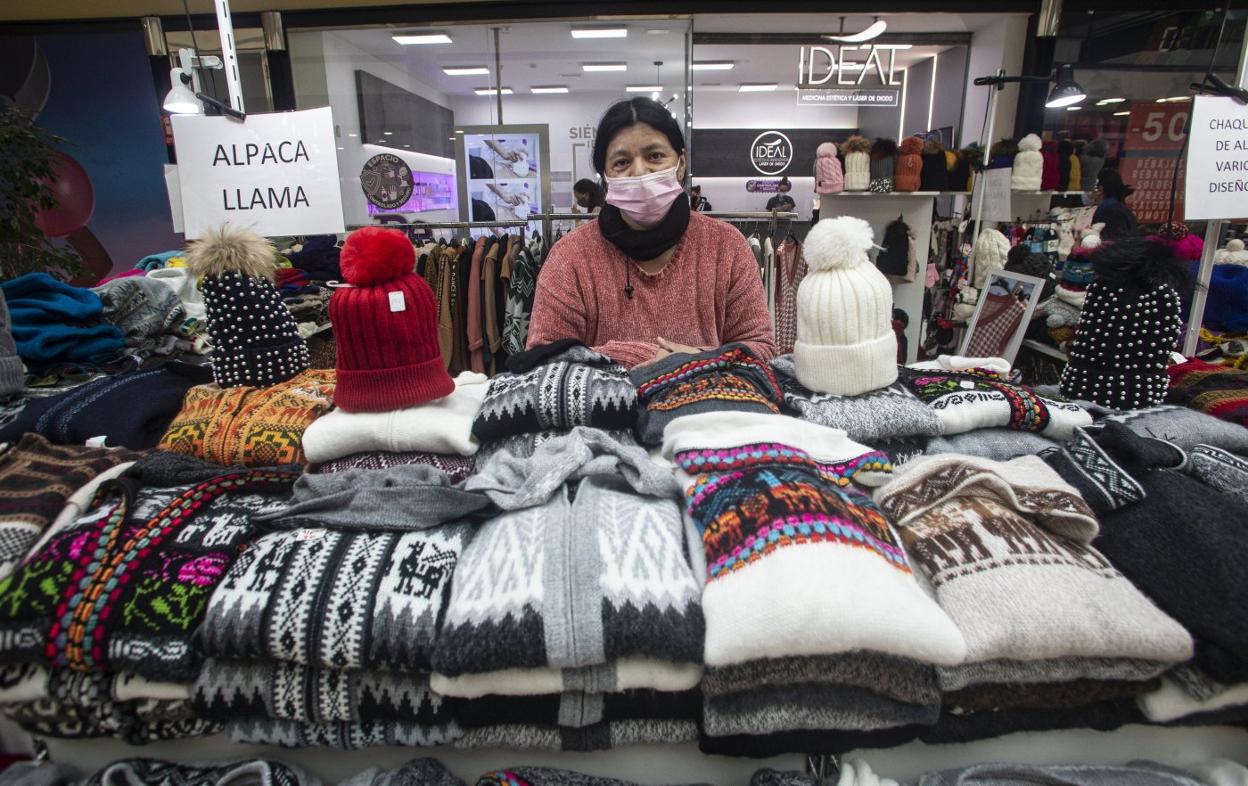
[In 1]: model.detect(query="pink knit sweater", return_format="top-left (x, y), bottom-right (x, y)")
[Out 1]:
top-left (526, 212), bottom-right (776, 368)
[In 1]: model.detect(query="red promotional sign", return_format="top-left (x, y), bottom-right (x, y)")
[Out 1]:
top-left (1120, 103), bottom-right (1189, 224)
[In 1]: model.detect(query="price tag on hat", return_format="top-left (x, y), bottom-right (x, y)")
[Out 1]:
top-left (389, 290), bottom-right (406, 312)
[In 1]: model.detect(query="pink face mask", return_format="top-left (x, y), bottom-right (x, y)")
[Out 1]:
top-left (604, 166), bottom-right (684, 227)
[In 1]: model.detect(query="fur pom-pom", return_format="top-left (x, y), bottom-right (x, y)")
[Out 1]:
top-left (1092, 238), bottom-right (1193, 299)
top-left (842, 135), bottom-right (872, 155)
top-left (962, 146), bottom-right (984, 167)
top-left (923, 138), bottom-right (945, 155)
top-left (185, 224), bottom-right (278, 280)
top-left (803, 216), bottom-right (875, 272)
top-left (870, 138), bottom-right (899, 159)
top-left (817, 142), bottom-right (839, 157)
top-left (1230, 239), bottom-right (1246, 253)
top-left (991, 138), bottom-right (1019, 158)
top-left (900, 136), bottom-right (924, 155)
top-left (1017, 134), bottom-right (1042, 152)
top-left (1174, 233), bottom-right (1204, 262)
top-left (1082, 233), bottom-right (1102, 250)
top-left (340, 226), bottom-right (415, 286)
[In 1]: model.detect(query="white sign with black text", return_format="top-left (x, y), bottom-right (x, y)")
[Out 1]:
top-left (1184, 95), bottom-right (1248, 221)
top-left (171, 107), bottom-right (344, 239)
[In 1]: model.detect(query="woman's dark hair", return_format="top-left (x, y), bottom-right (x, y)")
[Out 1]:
top-left (573, 178), bottom-right (605, 208)
top-left (1098, 168), bottom-right (1134, 200)
top-left (592, 97), bottom-right (686, 176)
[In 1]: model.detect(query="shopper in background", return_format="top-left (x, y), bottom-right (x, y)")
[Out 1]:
top-left (690, 184), bottom-right (713, 212)
top-left (766, 193), bottom-right (797, 213)
top-left (572, 179), bottom-right (606, 215)
top-left (527, 96), bottom-right (774, 368)
top-left (1093, 169), bottom-right (1140, 241)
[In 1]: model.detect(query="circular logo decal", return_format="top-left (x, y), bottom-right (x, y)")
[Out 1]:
top-left (750, 131), bottom-right (793, 175)
top-left (360, 153), bottom-right (414, 210)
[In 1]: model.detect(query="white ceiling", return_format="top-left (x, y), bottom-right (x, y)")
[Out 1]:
top-left (321, 13), bottom-right (989, 99)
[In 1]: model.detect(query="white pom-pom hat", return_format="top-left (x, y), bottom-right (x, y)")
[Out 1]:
top-left (794, 216), bottom-right (899, 396)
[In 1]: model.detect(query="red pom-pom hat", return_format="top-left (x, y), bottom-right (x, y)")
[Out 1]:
top-left (330, 227), bottom-right (454, 412)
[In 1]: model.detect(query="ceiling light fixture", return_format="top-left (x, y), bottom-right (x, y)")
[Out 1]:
top-left (1067, 106), bottom-right (1081, 111)
top-left (1164, 95), bottom-right (1192, 102)
top-left (392, 32), bottom-right (452, 45)
top-left (691, 62), bottom-right (734, 71)
top-left (530, 86), bottom-right (570, 94)
top-left (583, 63), bottom-right (627, 72)
top-left (474, 87), bottom-right (514, 96)
top-left (1045, 64), bottom-right (1086, 108)
top-left (627, 85), bottom-right (663, 92)
top-left (443, 66), bottom-right (490, 76)
top-left (823, 17), bottom-right (888, 43)
top-left (739, 83), bottom-right (779, 92)
top-left (1113, 110), bottom-right (1131, 116)
top-left (1096, 97), bottom-right (1126, 105)
top-left (571, 27), bottom-right (627, 39)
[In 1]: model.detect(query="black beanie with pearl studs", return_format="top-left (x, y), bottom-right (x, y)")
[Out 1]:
top-left (186, 223), bottom-right (309, 388)
top-left (1059, 238), bottom-right (1191, 410)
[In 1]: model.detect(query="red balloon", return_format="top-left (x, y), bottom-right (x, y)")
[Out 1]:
top-left (34, 150), bottom-right (94, 238)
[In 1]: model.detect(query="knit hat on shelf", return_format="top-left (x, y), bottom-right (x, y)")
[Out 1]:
top-left (894, 136), bottom-right (924, 192)
top-left (814, 142), bottom-right (844, 195)
top-left (869, 138), bottom-right (898, 193)
top-left (331, 226), bottom-right (454, 412)
top-left (920, 139), bottom-right (949, 192)
top-left (1040, 139), bottom-right (1061, 191)
top-left (841, 135), bottom-right (872, 192)
top-left (187, 224), bottom-right (308, 388)
top-left (1080, 139), bottom-right (1109, 192)
top-left (794, 217), bottom-right (899, 396)
top-left (1011, 134), bottom-right (1043, 191)
top-left (1214, 238), bottom-right (1248, 265)
top-left (1060, 238), bottom-right (1188, 410)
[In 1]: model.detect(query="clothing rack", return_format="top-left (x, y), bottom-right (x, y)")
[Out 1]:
top-left (707, 212), bottom-right (799, 309)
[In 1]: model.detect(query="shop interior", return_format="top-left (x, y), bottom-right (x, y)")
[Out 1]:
top-left (1, 4), bottom-right (1248, 785)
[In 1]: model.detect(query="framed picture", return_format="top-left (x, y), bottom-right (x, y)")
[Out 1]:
top-left (959, 270), bottom-right (1045, 367)
top-left (454, 124), bottom-right (552, 224)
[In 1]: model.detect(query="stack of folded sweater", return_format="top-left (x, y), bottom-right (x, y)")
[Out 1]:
top-left (0, 273), bottom-right (124, 369)
top-left (0, 452), bottom-right (297, 743)
top-left (433, 428), bottom-right (706, 752)
top-left (770, 354), bottom-right (941, 463)
top-left (192, 464), bottom-right (486, 749)
top-left (1166, 359), bottom-right (1248, 428)
top-left (875, 450), bottom-right (1194, 744)
top-left (304, 370), bottom-right (487, 482)
top-left (901, 356), bottom-right (1092, 460)
top-left (1043, 422), bottom-right (1248, 727)
top-left (661, 412), bottom-right (966, 757)
top-left (471, 341), bottom-right (639, 461)
top-left (632, 344), bottom-right (783, 446)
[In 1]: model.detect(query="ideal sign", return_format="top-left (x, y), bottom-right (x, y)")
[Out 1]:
top-left (751, 131), bottom-right (793, 175)
top-left (171, 106), bottom-right (345, 239)
top-left (799, 45), bottom-right (907, 88)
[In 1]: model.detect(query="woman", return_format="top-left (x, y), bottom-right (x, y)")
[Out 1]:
top-left (526, 97), bottom-right (774, 368)
top-left (572, 179), bottom-right (606, 214)
top-left (1092, 169), bottom-right (1139, 241)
